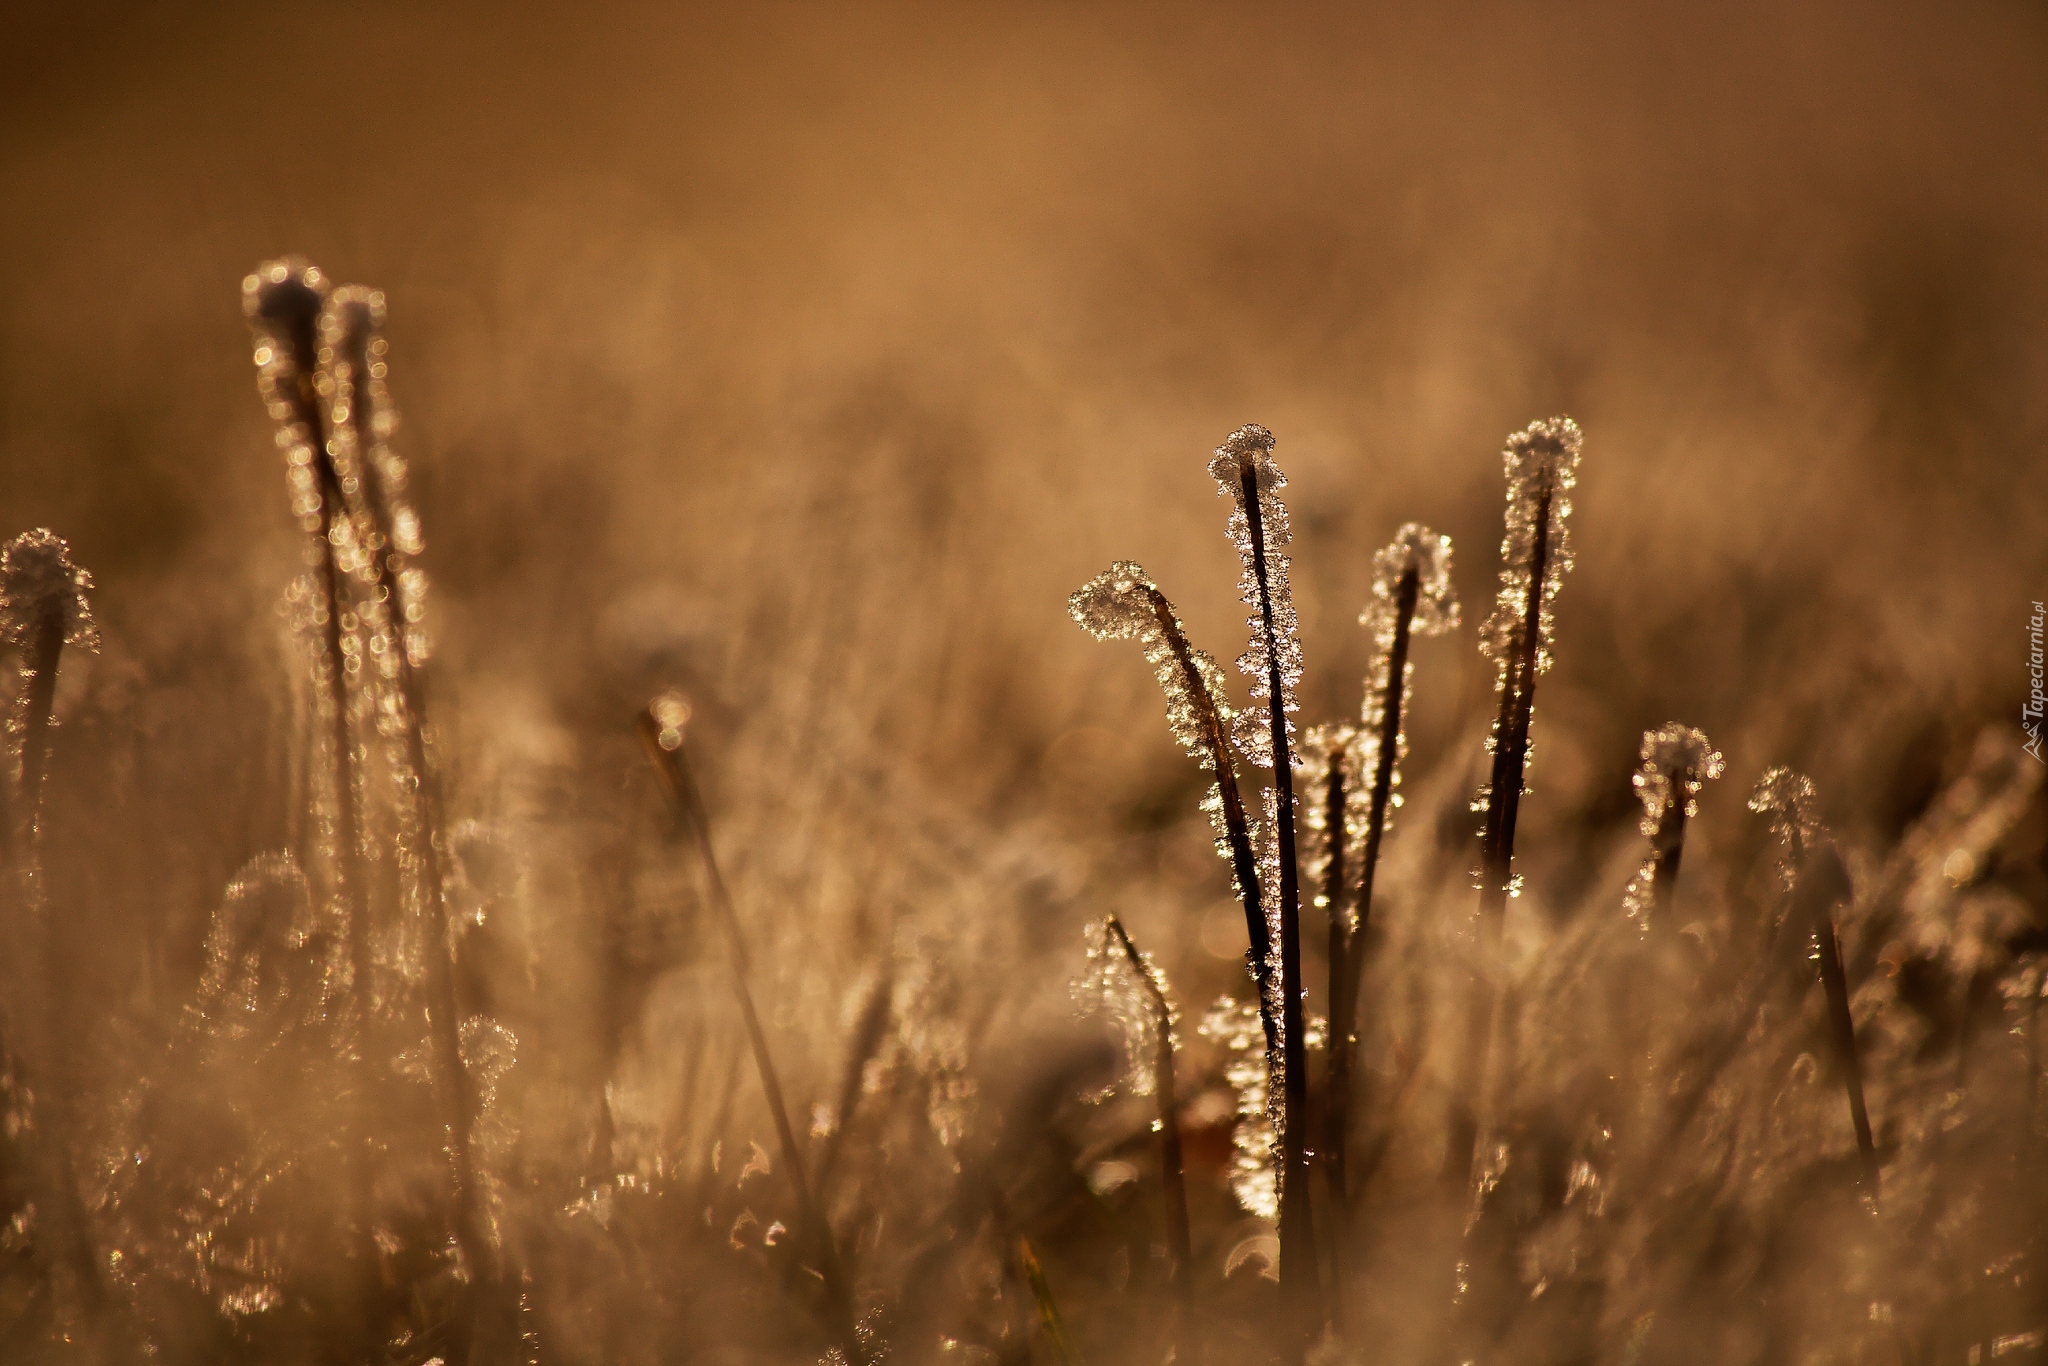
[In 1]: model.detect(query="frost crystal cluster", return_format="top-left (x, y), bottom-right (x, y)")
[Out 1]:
top-left (1199, 996), bottom-right (1277, 1220)
top-left (1207, 424), bottom-right (1302, 767)
top-left (1070, 917), bottom-right (1175, 1099)
top-left (1352, 525), bottom-right (1459, 851)
top-left (1633, 724), bottom-right (1724, 838)
top-left (1481, 417), bottom-right (1581, 674)
top-left (1069, 561), bottom-right (1236, 769)
top-left (0, 530), bottom-right (99, 652)
top-left (1622, 724), bottom-right (1723, 925)
top-left (1749, 765), bottom-right (1823, 888)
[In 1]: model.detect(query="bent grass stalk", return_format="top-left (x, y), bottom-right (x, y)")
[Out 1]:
top-left (1451, 417), bottom-right (1580, 1184)
top-left (1101, 914), bottom-right (1193, 1298)
top-left (636, 701), bottom-right (862, 1360)
top-left (1751, 768), bottom-right (1880, 1198)
top-left (1068, 564), bottom-right (1276, 1060)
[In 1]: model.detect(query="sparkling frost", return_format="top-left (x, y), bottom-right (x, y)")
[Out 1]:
top-left (1208, 424), bottom-right (1302, 768)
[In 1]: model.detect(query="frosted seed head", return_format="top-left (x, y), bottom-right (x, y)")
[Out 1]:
top-left (1482, 416), bottom-right (1582, 669)
top-left (1071, 561), bottom-right (1237, 767)
top-left (0, 530), bottom-right (98, 652)
top-left (318, 284), bottom-right (387, 355)
top-left (1633, 723), bottom-right (1724, 837)
top-left (649, 690), bottom-right (693, 751)
top-left (1207, 423), bottom-right (1281, 498)
top-left (1748, 766), bottom-right (1818, 844)
top-left (1206, 425), bottom-right (1302, 766)
top-left (1068, 560), bottom-right (1158, 641)
top-left (1750, 766), bottom-right (1823, 887)
top-left (243, 257), bottom-right (328, 357)
top-left (1366, 523), bottom-right (1461, 638)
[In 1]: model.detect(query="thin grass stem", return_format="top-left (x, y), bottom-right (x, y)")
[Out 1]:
top-left (637, 706), bottom-right (864, 1361)
top-left (1103, 914), bottom-right (1192, 1299)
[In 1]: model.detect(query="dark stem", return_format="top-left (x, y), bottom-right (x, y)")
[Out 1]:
top-left (1328, 565), bottom-right (1420, 1218)
top-left (1141, 589), bottom-right (1277, 1064)
top-left (1644, 788), bottom-right (1691, 935)
top-left (1013, 1235), bottom-right (1083, 1366)
top-left (1795, 844), bottom-right (1880, 1199)
top-left (814, 973), bottom-right (893, 1200)
top-left (5, 609), bottom-right (105, 1318)
top-left (262, 287), bottom-right (450, 1355)
top-left (1104, 915), bottom-right (1192, 1301)
top-left (266, 298), bottom-right (371, 1002)
top-left (1318, 757), bottom-right (1352, 1223)
top-left (15, 608), bottom-right (66, 848)
top-left (1239, 463), bottom-right (1321, 1335)
top-left (1448, 480), bottom-right (1554, 1186)
top-left (638, 714), bottom-right (863, 1361)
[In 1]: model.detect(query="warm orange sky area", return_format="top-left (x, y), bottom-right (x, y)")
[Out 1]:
top-left (0, 0), bottom-right (2042, 841)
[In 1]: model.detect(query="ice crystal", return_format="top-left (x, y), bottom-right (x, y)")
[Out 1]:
top-left (1253, 787), bottom-right (1287, 1013)
top-left (1352, 524), bottom-right (1459, 854)
top-left (1208, 424), bottom-right (1302, 767)
top-left (1633, 724), bottom-right (1725, 838)
top-left (1070, 917), bottom-right (1176, 1099)
top-left (1622, 724), bottom-right (1723, 926)
top-left (0, 530), bottom-right (98, 652)
top-left (1481, 417), bottom-right (1581, 677)
top-left (1199, 996), bottom-right (1277, 1219)
top-left (1365, 523), bottom-right (1460, 641)
top-left (1749, 766), bottom-right (1821, 886)
top-left (1069, 560), bottom-right (1237, 769)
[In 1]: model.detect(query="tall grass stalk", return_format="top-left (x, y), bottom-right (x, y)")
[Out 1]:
top-left (312, 285), bottom-right (496, 1305)
top-left (1102, 914), bottom-right (1193, 1297)
top-left (244, 262), bottom-right (368, 990)
top-left (1450, 417), bottom-right (1580, 1184)
top-left (637, 698), bottom-right (862, 1360)
top-left (1325, 526), bottom-right (1457, 1218)
top-left (1751, 768), bottom-right (1880, 1197)
top-left (251, 262), bottom-right (500, 1357)
top-left (1209, 423), bottom-right (1321, 1332)
top-left (0, 529), bottom-right (105, 1319)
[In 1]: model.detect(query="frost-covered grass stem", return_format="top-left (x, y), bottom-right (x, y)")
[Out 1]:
top-left (1232, 450), bottom-right (1321, 1332)
top-left (1451, 418), bottom-right (1580, 1184)
top-left (1324, 563), bottom-right (1417, 1213)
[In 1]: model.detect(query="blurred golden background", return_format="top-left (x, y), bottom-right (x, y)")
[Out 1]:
top-left (1, 5), bottom-right (2046, 1359)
